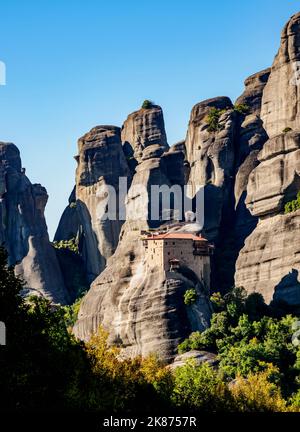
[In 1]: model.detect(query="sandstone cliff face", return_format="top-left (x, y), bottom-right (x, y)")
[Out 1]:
top-left (121, 105), bottom-right (169, 163)
top-left (71, 12), bottom-right (300, 357)
top-left (235, 12), bottom-right (300, 308)
top-left (54, 187), bottom-right (80, 242)
top-left (184, 71), bottom-right (270, 291)
top-left (235, 131), bottom-right (300, 307)
top-left (185, 96), bottom-right (236, 241)
top-left (56, 126), bottom-right (131, 284)
top-left (234, 69), bottom-right (270, 249)
top-left (0, 142), bottom-right (68, 304)
top-left (76, 125), bottom-right (131, 281)
top-left (73, 108), bottom-right (212, 362)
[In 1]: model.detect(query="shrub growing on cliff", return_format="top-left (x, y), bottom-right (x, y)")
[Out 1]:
top-left (206, 107), bottom-right (227, 132)
top-left (53, 237), bottom-right (79, 254)
top-left (284, 191), bottom-right (300, 214)
top-left (184, 288), bottom-right (198, 305)
top-left (142, 99), bottom-right (154, 109)
top-left (233, 104), bottom-right (249, 114)
top-left (283, 127), bottom-right (292, 133)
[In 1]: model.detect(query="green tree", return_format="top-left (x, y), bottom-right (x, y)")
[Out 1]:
top-left (171, 360), bottom-right (233, 412)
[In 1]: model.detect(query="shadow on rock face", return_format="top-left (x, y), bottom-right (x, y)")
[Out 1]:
top-left (271, 269), bottom-right (300, 311)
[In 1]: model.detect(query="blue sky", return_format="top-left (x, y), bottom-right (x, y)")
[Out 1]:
top-left (0, 0), bottom-right (298, 238)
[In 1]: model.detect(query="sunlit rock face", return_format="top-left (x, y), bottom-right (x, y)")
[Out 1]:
top-left (261, 12), bottom-right (300, 138)
top-left (185, 96), bottom-right (236, 241)
top-left (121, 105), bottom-right (169, 163)
top-left (0, 142), bottom-right (69, 304)
top-left (73, 107), bottom-right (212, 362)
top-left (233, 69), bottom-right (270, 251)
top-left (55, 126), bottom-right (131, 284)
top-left (72, 12), bottom-right (300, 353)
top-left (75, 125), bottom-right (131, 282)
top-left (235, 13), bottom-right (300, 309)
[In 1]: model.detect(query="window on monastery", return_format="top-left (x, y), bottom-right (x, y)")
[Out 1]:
top-left (173, 242), bottom-right (175, 245)
top-left (168, 252), bottom-right (170, 256)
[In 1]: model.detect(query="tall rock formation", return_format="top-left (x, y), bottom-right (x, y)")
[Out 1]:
top-left (70, 12), bottom-right (300, 358)
top-left (235, 12), bottom-right (300, 309)
top-left (234, 69), bottom-right (270, 249)
top-left (121, 104), bottom-right (169, 164)
top-left (185, 96), bottom-right (236, 241)
top-left (75, 125), bottom-right (131, 281)
top-left (73, 106), bottom-right (212, 362)
top-left (55, 126), bottom-right (131, 284)
top-left (0, 142), bottom-right (68, 304)
top-left (184, 70), bottom-right (270, 291)
top-left (261, 12), bottom-right (300, 137)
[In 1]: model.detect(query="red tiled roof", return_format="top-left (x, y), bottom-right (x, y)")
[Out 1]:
top-left (146, 232), bottom-right (208, 241)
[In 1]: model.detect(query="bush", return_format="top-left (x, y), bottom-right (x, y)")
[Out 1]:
top-left (171, 360), bottom-right (233, 412)
top-left (283, 127), bottom-right (292, 133)
top-left (206, 107), bottom-right (227, 132)
top-left (184, 288), bottom-right (198, 305)
top-left (142, 100), bottom-right (154, 109)
top-left (284, 191), bottom-right (300, 214)
top-left (178, 288), bottom-right (300, 397)
top-left (234, 104), bottom-right (249, 114)
top-left (53, 237), bottom-right (79, 254)
top-left (210, 292), bottom-right (225, 312)
top-left (231, 365), bottom-right (288, 412)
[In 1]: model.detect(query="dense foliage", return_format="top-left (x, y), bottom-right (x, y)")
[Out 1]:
top-left (284, 191), bottom-right (300, 214)
top-left (206, 104), bottom-right (249, 132)
top-left (142, 99), bottom-right (154, 109)
top-left (206, 107), bottom-right (227, 132)
top-left (184, 288), bottom-right (198, 305)
top-left (0, 248), bottom-right (299, 413)
top-left (178, 288), bottom-right (300, 403)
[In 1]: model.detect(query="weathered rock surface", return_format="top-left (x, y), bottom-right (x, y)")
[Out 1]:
top-left (235, 13), bottom-right (300, 308)
top-left (185, 96), bottom-right (236, 241)
top-left (236, 68), bottom-right (271, 116)
top-left (236, 210), bottom-right (300, 307)
top-left (121, 105), bottom-right (169, 163)
top-left (233, 69), bottom-right (270, 250)
top-left (54, 187), bottom-right (80, 242)
top-left (261, 12), bottom-right (300, 137)
top-left (71, 12), bottom-right (300, 357)
top-left (169, 350), bottom-right (218, 370)
top-left (74, 108), bottom-right (212, 361)
top-left (0, 142), bottom-right (68, 304)
top-left (235, 131), bottom-right (300, 307)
